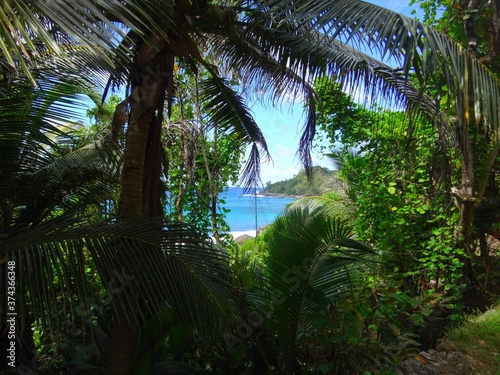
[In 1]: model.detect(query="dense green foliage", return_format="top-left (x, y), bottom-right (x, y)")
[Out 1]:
top-left (315, 73), bottom-right (500, 304)
top-left (411, 0), bottom-right (500, 76)
top-left (408, 0), bottom-right (500, 298)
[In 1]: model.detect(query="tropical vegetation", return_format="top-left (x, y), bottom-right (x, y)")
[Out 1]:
top-left (0, 0), bottom-right (499, 374)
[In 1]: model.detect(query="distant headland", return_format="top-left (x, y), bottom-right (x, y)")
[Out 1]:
top-left (261, 166), bottom-right (344, 197)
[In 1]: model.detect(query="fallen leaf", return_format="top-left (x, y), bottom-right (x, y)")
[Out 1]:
top-left (414, 355), bottom-right (429, 365)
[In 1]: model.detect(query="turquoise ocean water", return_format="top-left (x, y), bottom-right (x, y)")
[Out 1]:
top-left (222, 187), bottom-right (298, 232)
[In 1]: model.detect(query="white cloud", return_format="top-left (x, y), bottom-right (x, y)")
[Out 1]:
top-left (274, 144), bottom-right (295, 158)
top-left (260, 163), bottom-right (300, 185)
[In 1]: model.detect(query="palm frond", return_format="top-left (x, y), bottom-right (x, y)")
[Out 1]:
top-left (0, 59), bottom-right (120, 228)
top-left (245, 6), bottom-right (451, 129)
top-left (0, 0), bottom-right (174, 82)
top-left (1, 217), bottom-right (237, 339)
top-left (286, 195), bottom-right (354, 223)
top-left (0, 53), bottom-right (109, 174)
top-left (263, 206), bottom-right (376, 371)
top-left (325, 149), bottom-right (366, 189)
top-left (198, 74), bottom-right (271, 191)
top-left (47, 136), bottom-right (121, 175)
top-left (209, 6), bottom-right (454, 176)
top-left (205, 27), bottom-right (322, 176)
top-left (298, 91), bottom-right (317, 178)
top-left (0, 144), bottom-right (120, 238)
top-left (239, 143), bottom-right (264, 191)
top-left (258, 0), bottom-right (500, 136)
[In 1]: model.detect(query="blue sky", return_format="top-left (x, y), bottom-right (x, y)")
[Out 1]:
top-left (248, 0), bottom-right (422, 184)
top-left (247, 100), bottom-right (317, 185)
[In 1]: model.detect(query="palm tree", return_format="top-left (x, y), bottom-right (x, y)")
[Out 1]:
top-left (2, 0), bottom-right (500, 373)
top-left (0, 52), bottom-right (239, 374)
top-left (261, 203), bottom-right (375, 373)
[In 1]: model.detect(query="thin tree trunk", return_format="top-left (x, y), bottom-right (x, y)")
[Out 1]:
top-left (455, 54), bottom-right (478, 287)
top-left (455, 121), bottom-right (475, 255)
top-left (195, 79), bottom-right (222, 248)
top-left (176, 177), bottom-right (185, 221)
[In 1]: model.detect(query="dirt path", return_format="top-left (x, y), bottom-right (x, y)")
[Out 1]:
top-left (396, 339), bottom-right (496, 375)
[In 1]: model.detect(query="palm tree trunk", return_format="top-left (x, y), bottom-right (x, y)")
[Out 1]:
top-left (455, 120), bottom-right (475, 248)
top-left (106, 36), bottom-right (169, 373)
top-left (105, 106), bottom-right (154, 375)
top-left (143, 109), bottom-right (166, 217)
top-left (119, 106), bottom-right (153, 218)
top-left (105, 311), bottom-right (137, 375)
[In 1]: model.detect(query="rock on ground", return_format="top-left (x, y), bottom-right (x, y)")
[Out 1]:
top-left (395, 339), bottom-right (487, 375)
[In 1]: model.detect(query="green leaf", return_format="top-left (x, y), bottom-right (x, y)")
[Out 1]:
top-left (263, 205), bottom-right (375, 371)
top-left (319, 363), bottom-right (330, 374)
